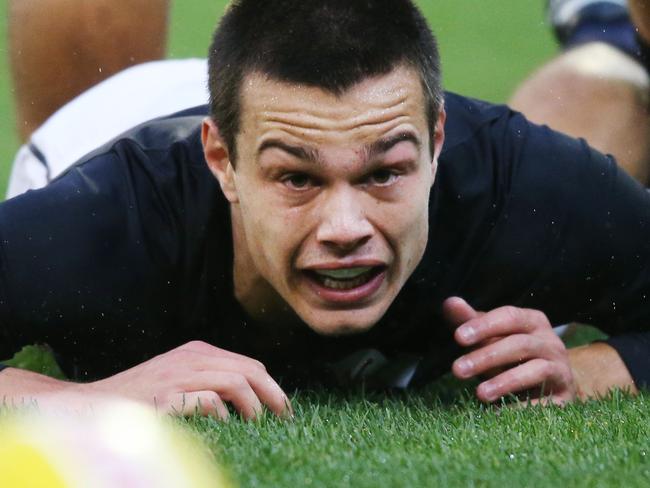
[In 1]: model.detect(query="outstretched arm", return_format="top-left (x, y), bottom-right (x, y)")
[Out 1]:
top-left (0, 341), bottom-right (292, 420)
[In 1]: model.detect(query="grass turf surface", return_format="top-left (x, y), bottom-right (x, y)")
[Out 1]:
top-left (184, 386), bottom-right (650, 487)
top-left (2, 1), bottom-right (649, 487)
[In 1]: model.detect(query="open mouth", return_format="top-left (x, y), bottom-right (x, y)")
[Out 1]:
top-left (307, 266), bottom-right (384, 291)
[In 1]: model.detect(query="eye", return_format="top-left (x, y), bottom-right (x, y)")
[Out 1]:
top-left (280, 172), bottom-right (315, 190)
top-left (367, 169), bottom-right (399, 186)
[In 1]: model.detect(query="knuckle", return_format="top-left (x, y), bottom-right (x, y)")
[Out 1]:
top-left (242, 358), bottom-right (267, 373)
top-left (531, 309), bottom-right (548, 325)
top-left (200, 391), bottom-right (221, 405)
top-left (187, 340), bottom-right (216, 352)
top-left (253, 360), bottom-right (268, 372)
top-left (155, 392), bottom-right (174, 409)
top-left (502, 305), bottom-right (521, 323)
top-left (544, 334), bottom-right (566, 356)
top-left (512, 334), bottom-right (533, 357)
top-left (551, 337), bottom-right (567, 354)
top-left (539, 360), bottom-right (555, 378)
top-left (242, 360), bottom-right (270, 381)
top-left (173, 341), bottom-right (191, 350)
top-left (527, 310), bottom-right (549, 330)
top-left (225, 374), bottom-right (249, 391)
top-left (239, 364), bottom-right (261, 381)
top-left (530, 336), bottom-right (545, 355)
top-left (201, 390), bottom-right (218, 400)
top-left (171, 349), bottom-right (193, 362)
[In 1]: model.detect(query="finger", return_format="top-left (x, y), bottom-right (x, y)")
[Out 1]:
top-left (475, 358), bottom-right (572, 403)
top-left (165, 391), bottom-right (230, 420)
top-left (453, 334), bottom-right (554, 380)
top-left (442, 296), bottom-right (482, 329)
top-left (455, 306), bottom-right (551, 347)
top-left (526, 395), bottom-right (571, 407)
top-left (244, 368), bottom-right (293, 418)
top-left (206, 372), bottom-right (264, 420)
top-left (169, 369), bottom-right (263, 420)
top-left (174, 354), bottom-right (292, 418)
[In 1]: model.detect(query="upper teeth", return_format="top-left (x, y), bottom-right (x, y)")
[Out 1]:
top-left (314, 267), bottom-right (373, 279)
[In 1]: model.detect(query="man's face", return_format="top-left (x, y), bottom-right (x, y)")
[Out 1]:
top-left (204, 65), bottom-right (445, 335)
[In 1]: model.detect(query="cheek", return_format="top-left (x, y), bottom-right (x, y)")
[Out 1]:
top-left (399, 199), bottom-right (429, 253)
top-left (375, 182), bottom-right (431, 259)
top-left (239, 186), bottom-right (310, 264)
top-left (388, 179), bottom-right (430, 228)
top-left (409, 184), bottom-right (432, 238)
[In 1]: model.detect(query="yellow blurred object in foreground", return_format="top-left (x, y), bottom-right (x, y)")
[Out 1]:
top-left (0, 400), bottom-right (232, 488)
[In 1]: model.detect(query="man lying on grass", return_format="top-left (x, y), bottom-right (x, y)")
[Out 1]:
top-left (1, 0), bottom-right (649, 419)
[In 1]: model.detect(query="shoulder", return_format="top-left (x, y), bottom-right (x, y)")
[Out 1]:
top-left (437, 91), bottom-right (611, 206)
top-left (426, 93), bottom-right (650, 323)
top-left (28, 59), bottom-right (210, 179)
top-left (441, 91), bottom-right (511, 151)
top-left (58, 106), bottom-right (214, 202)
top-left (2, 108), bottom-right (223, 267)
top-left (435, 91), bottom-right (627, 244)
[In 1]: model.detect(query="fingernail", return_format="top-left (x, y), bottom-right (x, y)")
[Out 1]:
top-left (458, 326), bottom-right (476, 342)
top-left (455, 358), bottom-right (474, 376)
top-left (481, 383), bottom-right (497, 401)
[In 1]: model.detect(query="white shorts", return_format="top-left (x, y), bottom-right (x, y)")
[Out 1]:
top-left (7, 58), bottom-right (209, 199)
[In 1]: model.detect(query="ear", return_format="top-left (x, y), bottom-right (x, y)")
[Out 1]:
top-left (430, 105), bottom-right (446, 184)
top-left (202, 117), bottom-right (239, 203)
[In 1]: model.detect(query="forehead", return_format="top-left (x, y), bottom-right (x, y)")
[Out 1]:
top-left (238, 66), bottom-right (428, 146)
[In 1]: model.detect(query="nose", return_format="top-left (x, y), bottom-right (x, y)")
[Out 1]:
top-left (316, 186), bottom-right (374, 253)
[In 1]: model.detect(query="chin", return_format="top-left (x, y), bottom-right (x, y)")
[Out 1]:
top-left (300, 309), bottom-right (382, 337)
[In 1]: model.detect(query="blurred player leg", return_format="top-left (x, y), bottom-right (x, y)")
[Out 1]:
top-left (9, 0), bottom-right (170, 142)
top-left (630, 0), bottom-right (650, 42)
top-left (510, 0), bottom-right (650, 184)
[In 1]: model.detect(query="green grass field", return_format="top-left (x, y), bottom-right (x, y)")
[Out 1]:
top-left (2, 1), bottom-right (650, 487)
top-left (185, 388), bottom-right (650, 488)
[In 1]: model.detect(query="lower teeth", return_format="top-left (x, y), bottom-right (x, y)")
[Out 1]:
top-left (319, 272), bottom-right (374, 290)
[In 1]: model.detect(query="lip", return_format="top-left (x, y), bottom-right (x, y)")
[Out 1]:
top-left (302, 266), bottom-right (387, 305)
top-left (302, 259), bottom-right (386, 271)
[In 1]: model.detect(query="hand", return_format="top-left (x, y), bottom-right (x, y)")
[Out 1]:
top-left (443, 297), bottom-right (576, 405)
top-left (78, 341), bottom-right (292, 420)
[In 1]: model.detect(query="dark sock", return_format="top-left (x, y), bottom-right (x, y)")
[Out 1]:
top-left (560, 3), bottom-right (643, 64)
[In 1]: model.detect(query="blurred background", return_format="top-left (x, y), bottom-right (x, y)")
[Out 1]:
top-left (0, 0), bottom-right (556, 193)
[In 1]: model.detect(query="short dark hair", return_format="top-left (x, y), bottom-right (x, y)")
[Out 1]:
top-left (208, 0), bottom-right (442, 161)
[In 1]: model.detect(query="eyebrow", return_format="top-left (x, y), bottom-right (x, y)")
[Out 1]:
top-left (258, 140), bottom-right (323, 164)
top-left (257, 131), bottom-right (421, 165)
top-left (366, 132), bottom-right (422, 160)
